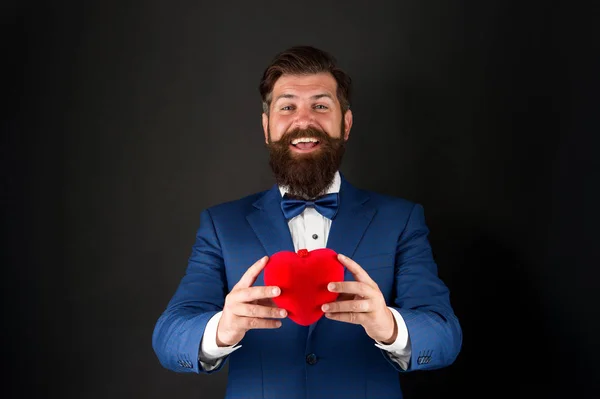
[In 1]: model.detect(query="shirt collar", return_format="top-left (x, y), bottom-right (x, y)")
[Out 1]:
top-left (278, 171), bottom-right (341, 198)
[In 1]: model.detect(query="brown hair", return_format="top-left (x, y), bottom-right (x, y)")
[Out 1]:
top-left (259, 45), bottom-right (352, 115)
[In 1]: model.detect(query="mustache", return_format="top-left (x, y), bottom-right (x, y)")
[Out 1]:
top-left (275, 127), bottom-right (332, 145)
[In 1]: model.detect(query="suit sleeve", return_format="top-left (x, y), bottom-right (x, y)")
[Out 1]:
top-left (383, 203), bottom-right (462, 372)
top-left (152, 209), bottom-right (231, 374)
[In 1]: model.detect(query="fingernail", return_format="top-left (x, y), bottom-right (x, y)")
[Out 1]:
top-left (275, 321), bottom-right (282, 327)
top-left (272, 287), bottom-right (280, 295)
top-left (280, 309), bottom-right (287, 317)
top-left (328, 283), bottom-right (336, 291)
top-left (322, 304), bottom-right (329, 311)
top-left (338, 254), bottom-right (346, 260)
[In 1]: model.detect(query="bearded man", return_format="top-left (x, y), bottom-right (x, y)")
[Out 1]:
top-left (152, 45), bottom-right (462, 399)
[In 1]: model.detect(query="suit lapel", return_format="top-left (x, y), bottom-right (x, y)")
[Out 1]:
top-left (246, 184), bottom-right (295, 256)
top-left (308, 174), bottom-right (377, 337)
top-left (326, 175), bottom-right (376, 258)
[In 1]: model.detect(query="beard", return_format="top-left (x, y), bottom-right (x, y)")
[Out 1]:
top-left (267, 123), bottom-right (346, 199)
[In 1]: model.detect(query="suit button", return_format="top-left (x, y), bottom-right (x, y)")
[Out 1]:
top-left (306, 353), bottom-right (318, 365)
top-left (312, 234), bottom-right (318, 240)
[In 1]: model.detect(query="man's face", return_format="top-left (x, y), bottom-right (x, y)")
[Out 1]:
top-left (262, 73), bottom-right (352, 146)
top-left (261, 73), bottom-right (353, 199)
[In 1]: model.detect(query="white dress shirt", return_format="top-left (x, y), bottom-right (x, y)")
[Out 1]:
top-left (199, 171), bottom-right (412, 370)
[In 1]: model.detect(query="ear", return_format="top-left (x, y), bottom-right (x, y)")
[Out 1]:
top-left (343, 109), bottom-right (353, 141)
top-left (262, 113), bottom-right (269, 144)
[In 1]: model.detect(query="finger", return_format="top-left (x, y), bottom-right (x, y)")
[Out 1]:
top-left (237, 317), bottom-right (283, 330)
top-left (337, 254), bottom-right (375, 285)
top-left (232, 303), bottom-right (287, 319)
top-left (327, 281), bottom-right (375, 298)
top-left (254, 297), bottom-right (277, 307)
top-left (321, 299), bottom-right (372, 313)
top-left (324, 311), bottom-right (364, 325)
top-left (234, 256), bottom-right (269, 289)
top-left (230, 285), bottom-right (281, 304)
top-left (334, 293), bottom-right (355, 302)
top-left (337, 253), bottom-right (374, 283)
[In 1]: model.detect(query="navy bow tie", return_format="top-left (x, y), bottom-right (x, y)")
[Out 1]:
top-left (281, 193), bottom-right (340, 220)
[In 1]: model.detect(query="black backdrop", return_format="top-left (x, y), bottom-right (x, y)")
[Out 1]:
top-left (3, 1), bottom-right (599, 398)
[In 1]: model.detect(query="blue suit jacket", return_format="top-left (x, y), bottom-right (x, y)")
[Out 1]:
top-left (153, 175), bottom-right (462, 399)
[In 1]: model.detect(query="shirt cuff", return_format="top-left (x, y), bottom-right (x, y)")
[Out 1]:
top-left (374, 307), bottom-right (411, 369)
top-left (198, 311), bottom-right (242, 368)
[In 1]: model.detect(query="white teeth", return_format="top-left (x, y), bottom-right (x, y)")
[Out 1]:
top-left (291, 137), bottom-right (319, 145)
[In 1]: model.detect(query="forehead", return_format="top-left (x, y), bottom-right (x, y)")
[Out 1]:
top-left (272, 73), bottom-right (338, 98)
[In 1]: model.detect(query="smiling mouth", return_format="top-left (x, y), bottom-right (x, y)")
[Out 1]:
top-left (290, 138), bottom-right (321, 152)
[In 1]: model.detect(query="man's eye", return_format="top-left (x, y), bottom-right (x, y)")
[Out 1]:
top-left (281, 105), bottom-right (294, 111)
top-left (314, 104), bottom-right (328, 110)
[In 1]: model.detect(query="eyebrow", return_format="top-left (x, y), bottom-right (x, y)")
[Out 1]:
top-left (273, 93), bottom-right (334, 102)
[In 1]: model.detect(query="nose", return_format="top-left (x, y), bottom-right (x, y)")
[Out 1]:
top-left (291, 105), bottom-right (315, 130)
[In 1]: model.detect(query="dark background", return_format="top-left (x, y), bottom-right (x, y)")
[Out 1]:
top-left (3, 1), bottom-right (599, 398)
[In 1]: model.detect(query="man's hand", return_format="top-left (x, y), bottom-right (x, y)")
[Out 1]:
top-left (321, 254), bottom-right (398, 344)
top-left (216, 256), bottom-right (287, 347)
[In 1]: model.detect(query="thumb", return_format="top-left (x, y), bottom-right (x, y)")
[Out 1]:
top-left (235, 255), bottom-right (269, 289)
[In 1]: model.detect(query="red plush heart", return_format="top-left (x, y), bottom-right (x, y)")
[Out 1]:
top-left (263, 248), bottom-right (345, 326)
